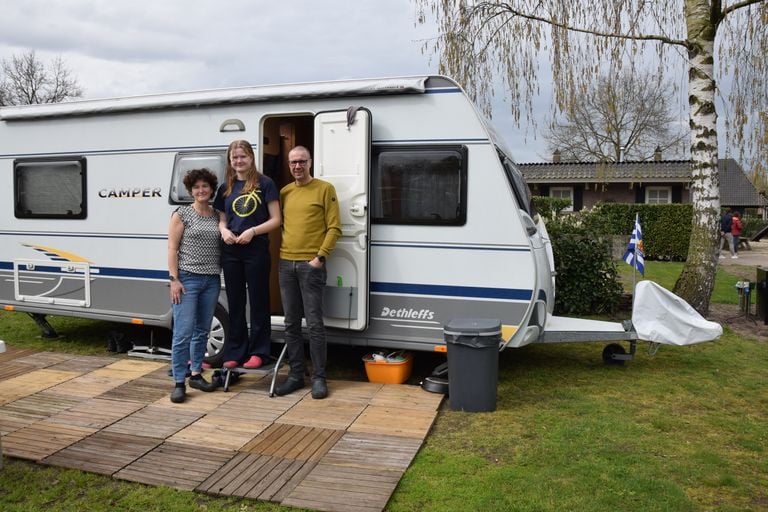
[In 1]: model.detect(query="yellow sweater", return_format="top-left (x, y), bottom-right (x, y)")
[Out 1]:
top-left (279, 178), bottom-right (342, 260)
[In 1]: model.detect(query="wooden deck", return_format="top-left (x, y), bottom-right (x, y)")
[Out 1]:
top-left (0, 346), bottom-right (443, 511)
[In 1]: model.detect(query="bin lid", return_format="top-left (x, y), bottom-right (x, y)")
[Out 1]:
top-left (444, 318), bottom-right (501, 336)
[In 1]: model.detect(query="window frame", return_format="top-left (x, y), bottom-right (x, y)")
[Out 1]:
top-left (550, 186), bottom-right (574, 211)
top-left (645, 186), bottom-right (672, 205)
top-left (371, 144), bottom-right (468, 226)
top-left (13, 157), bottom-right (88, 219)
top-left (168, 151), bottom-right (228, 205)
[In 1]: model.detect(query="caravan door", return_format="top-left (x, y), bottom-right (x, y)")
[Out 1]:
top-left (313, 109), bottom-right (370, 331)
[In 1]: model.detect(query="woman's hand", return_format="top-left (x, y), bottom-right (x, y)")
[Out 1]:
top-left (235, 227), bottom-right (255, 245)
top-left (221, 227), bottom-right (237, 245)
top-left (170, 280), bottom-right (185, 304)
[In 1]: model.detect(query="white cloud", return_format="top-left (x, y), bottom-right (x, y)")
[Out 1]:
top-left (0, 0), bottom-right (546, 159)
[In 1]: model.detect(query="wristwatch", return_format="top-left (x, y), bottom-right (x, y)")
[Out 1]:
top-left (169, 275), bottom-right (177, 282)
top-left (317, 256), bottom-right (326, 264)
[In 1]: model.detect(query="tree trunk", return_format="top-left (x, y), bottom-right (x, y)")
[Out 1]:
top-left (673, 0), bottom-right (720, 315)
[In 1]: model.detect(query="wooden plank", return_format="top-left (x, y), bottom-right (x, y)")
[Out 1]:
top-left (2, 392), bottom-right (84, 420)
top-left (41, 430), bottom-right (162, 475)
top-left (12, 352), bottom-right (76, 368)
top-left (277, 397), bottom-right (367, 430)
top-left (115, 441), bottom-right (234, 491)
top-left (241, 423), bottom-right (344, 462)
top-left (45, 397), bottom-right (145, 429)
top-left (99, 370), bottom-right (172, 404)
top-left (206, 389), bottom-right (302, 423)
top-left (0, 362), bottom-right (37, 382)
top-left (369, 383), bottom-right (445, 411)
top-left (2, 421), bottom-right (95, 461)
top-left (0, 346), bottom-right (38, 364)
top-left (104, 405), bottom-right (203, 439)
top-left (199, 452), bottom-right (315, 502)
top-left (348, 405), bottom-right (438, 439)
top-left (197, 452), bottom-right (267, 495)
top-left (282, 462), bottom-right (400, 512)
top-left (320, 431), bottom-right (422, 471)
top-left (0, 369), bottom-right (81, 405)
top-left (46, 355), bottom-right (116, 373)
top-left (150, 387), bottom-right (237, 412)
top-left (89, 359), bottom-right (166, 380)
top-left (43, 372), bottom-right (129, 399)
top-left (323, 380), bottom-right (382, 403)
top-left (168, 416), bottom-right (270, 451)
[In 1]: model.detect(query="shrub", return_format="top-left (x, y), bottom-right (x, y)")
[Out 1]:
top-left (542, 207), bottom-right (623, 315)
top-left (592, 203), bottom-right (693, 260)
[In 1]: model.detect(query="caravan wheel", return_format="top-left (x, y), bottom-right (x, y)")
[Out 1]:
top-left (204, 304), bottom-right (229, 367)
top-left (602, 343), bottom-right (626, 366)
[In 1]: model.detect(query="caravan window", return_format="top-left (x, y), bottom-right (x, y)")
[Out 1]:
top-left (371, 146), bottom-right (467, 225)
top-left (14, 158), bottom-right (87, 219)
top-left (169, 152), bottom-right (227, 203)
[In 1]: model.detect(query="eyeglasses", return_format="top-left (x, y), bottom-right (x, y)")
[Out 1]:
top-left (289, 159), bottom-right (309, 166)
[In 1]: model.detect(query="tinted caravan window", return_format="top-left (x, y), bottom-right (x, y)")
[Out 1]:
top-left (14, 158), bottom-right (87, 219)
top-left (169, 151), bottom-right (227, 204)
top-left (371, 146), bottom-right (467, 225)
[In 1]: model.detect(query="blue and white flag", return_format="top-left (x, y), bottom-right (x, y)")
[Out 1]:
top-left (623, 213), bottom-right (645, 276)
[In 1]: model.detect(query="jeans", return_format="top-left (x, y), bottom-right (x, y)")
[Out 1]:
top-left (221, 242), bottom-right (272, 363)
top-left (171, 271), bottom-right (220, 383)
top-left (279, 259), bottom-right (327, 380)
top-left (719, 232), bottom-right (734, 257)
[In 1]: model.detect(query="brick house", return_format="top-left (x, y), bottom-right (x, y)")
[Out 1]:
top-left (518, 152), bottom-right (766, 216)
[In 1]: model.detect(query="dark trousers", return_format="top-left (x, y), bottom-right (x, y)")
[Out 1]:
top-left (221, 242), bottom-right (271, 363)
top-left (278, 259), bottom-right (327, 380)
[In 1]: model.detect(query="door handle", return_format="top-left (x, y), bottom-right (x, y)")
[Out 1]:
top-left (349, 203), bottom-right (366, 217)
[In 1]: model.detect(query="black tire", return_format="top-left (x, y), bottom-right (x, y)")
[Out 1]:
top-left (203, 304), bottom-right (229, 367)
top-left (602, 343), bottom-right (626, 366)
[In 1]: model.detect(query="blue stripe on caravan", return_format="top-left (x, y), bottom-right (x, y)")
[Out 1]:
top-left (371, 282), bottom-right (532, 301)
top-left (0, 262), bottom-right (166, 280)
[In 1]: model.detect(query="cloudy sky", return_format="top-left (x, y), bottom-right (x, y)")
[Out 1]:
top-left (0, 0), bottom-right (552, 162)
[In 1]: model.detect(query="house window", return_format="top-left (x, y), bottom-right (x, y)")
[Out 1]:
top-left (371, 145), bottom-right (467, 225)
top-left (550, 187), bottom-right (574, 211)
top-left (14, 158), bottom-right (87, 219)
top-left (646, 186), bottom-right (671, 204)
top-left (169, 152), bottom-right (227, 203)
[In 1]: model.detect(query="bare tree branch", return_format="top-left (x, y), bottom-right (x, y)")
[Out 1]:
top-left (0, 50), bottom-right (82, 106)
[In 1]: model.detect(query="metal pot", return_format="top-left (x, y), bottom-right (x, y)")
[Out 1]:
top-left (421, 375), bottom-right (448, 394)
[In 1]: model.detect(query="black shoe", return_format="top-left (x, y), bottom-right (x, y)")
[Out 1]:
top-left (189, 375), bottom-right (218, 392)
top-left (275, 376), bottom-right (305, 396)
top-left (170, 384), bottom-right (186, 403)
top-left (311, 378), bottom-right (328, 399)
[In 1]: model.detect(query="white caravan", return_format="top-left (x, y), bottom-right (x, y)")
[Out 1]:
top-left (0, 76), bottom-right (637, 364)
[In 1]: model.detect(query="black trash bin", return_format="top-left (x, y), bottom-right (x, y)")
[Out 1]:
top-left (445, 318), bottom-right (501, 412)
top-left (757, 267), bottom-right (768, 325)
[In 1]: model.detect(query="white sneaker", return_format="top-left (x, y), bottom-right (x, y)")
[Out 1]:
top-left (731, 255), bottom-right (738, 259)
top-left (719, 255), bottom-right (726, 259)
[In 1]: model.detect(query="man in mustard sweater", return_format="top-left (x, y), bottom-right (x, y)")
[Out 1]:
top-left (275, 146), bottom-right (342, 399)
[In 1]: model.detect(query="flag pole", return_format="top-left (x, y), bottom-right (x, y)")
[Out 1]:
top-left (631, 213), bottom-right (639, 311)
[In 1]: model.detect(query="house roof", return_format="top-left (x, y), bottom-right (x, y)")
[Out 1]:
top-left (517, 158), bottom-right (766, 207)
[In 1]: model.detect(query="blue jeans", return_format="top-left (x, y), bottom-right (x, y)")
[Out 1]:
top-left (279, 259), bottom-right (327, 380)
top-left (171, 271), bottom-right (220, 383)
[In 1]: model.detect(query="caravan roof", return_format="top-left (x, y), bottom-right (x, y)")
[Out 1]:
top-left (0, 76), bottom-right (445, 121)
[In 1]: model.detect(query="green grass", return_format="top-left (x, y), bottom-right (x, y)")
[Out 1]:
top-left (617, 260), bottom-right (746, 305)
top-left (2, 262), bottom-right (767, 511)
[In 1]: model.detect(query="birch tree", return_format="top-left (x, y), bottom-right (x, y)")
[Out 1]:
top-left (415, 0), bottom-right (767, 314)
